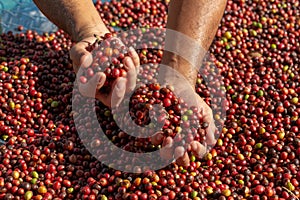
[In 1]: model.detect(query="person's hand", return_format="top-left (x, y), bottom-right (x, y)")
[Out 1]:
top-left (70, 35), bottom-right (140, 107)
top-left (151, 67), bottom-right (217, 166)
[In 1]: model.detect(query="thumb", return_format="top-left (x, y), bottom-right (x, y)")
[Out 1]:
top-left (78, 72), bottom-right (106, 98)
top-left (160, 137), bottom-right (174, 160)
top-left (70, 46), bottom-right (93, 72)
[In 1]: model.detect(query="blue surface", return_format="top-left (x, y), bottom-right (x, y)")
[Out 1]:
top-left (0, 0), bottom-right (16, 10)
top-left (0, 0), bottom-right (105, 34)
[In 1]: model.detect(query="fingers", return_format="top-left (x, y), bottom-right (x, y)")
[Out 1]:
top-left (110, 77), bottom-right (127, 108)
top-left (80, 53), bottom-right (94, 69)
top-left (71, 51), bottom-right (89, 72)
top-left (175, 149), bottom-right (190, 167)
top-left (123, 47), bottom-right (140, 93)
top-left (174, 141), bottom-right (208, 167)
top-left (91, 56), bottom-right (137, 107)
top-left (160, 137), bottom-right (174, 160)
top-left (78, 72), bottom-right (106, 98)
top-left (194, 96), bottom-right (217, 147)
top-left (123, 57), bottom-right (137, 93)
top-left (70, 46), bottom-right (85, 68)
top-left (201, 106), bottom-right (217, 146)
top-left (153, 132), bottom-right (208, 166)
top-left (95, 77), bottom-right (127, 108)
top-left (190, 141), bottom-right (207, 158)
top-left (98, 47), bottom-right (139, 106)
top-left (151, 131), bottom-right (164, 146)
top-left (128, 46), bottom-right (140, 74)
top-left (206, 123), bottom-right (217, 146)
top-left (70, 41), bottom-right (94, 72)
top-left (152, 133), bottom-right (191, 166)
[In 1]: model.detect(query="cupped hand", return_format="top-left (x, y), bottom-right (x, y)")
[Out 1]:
top-left (70, 35), bottom-right (140, 108)
top-left (151, 69), bottom-right (217, 166)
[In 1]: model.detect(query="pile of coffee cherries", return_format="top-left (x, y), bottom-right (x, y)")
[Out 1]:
top-left (0, 0), bottom-right (299, 199)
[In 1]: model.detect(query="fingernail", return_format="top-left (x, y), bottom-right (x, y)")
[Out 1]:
top-left (128, 46), bottom-right (134, 55)
top-left (96, 76), bottom-right (104, 88)
top-left (177, 148), bottom-right (184, 157)
top-left (165, 140), bottom-right (173, 148)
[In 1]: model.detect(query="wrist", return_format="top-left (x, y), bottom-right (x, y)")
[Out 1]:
top-left (73, 23), bottom-right (110, 42)
top-left (160, 52), bottom-right (198, 88)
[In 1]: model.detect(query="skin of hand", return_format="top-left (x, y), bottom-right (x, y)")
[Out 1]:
top-left (151, 68), bottom-right (217, 166)
top-left (151, 0), bottom-right (227, 166)
top-left (33, 0), bottom-right (140, 107)
top-left (70, 36), bottom-right (140, 107)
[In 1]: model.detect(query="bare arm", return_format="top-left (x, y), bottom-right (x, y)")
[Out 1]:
top-left (33, 0), bottom-right (109, 42)
top-left (162, 0), bottom-right (227, 85)
top-left (155, 0), bottom-right (227, 166)
top-left (33, 0), bottom-right (140, 108)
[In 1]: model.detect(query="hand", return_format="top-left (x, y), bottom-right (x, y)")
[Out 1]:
top-left (151, 68), bottom-right (217, 166)
top-left (70, 35), bottom-right (140, 107)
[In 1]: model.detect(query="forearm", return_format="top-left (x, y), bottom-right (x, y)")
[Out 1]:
top-left (162, 0), bottom-right (227, 85)
top-left (33, 0), bottom-right (109, 41)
